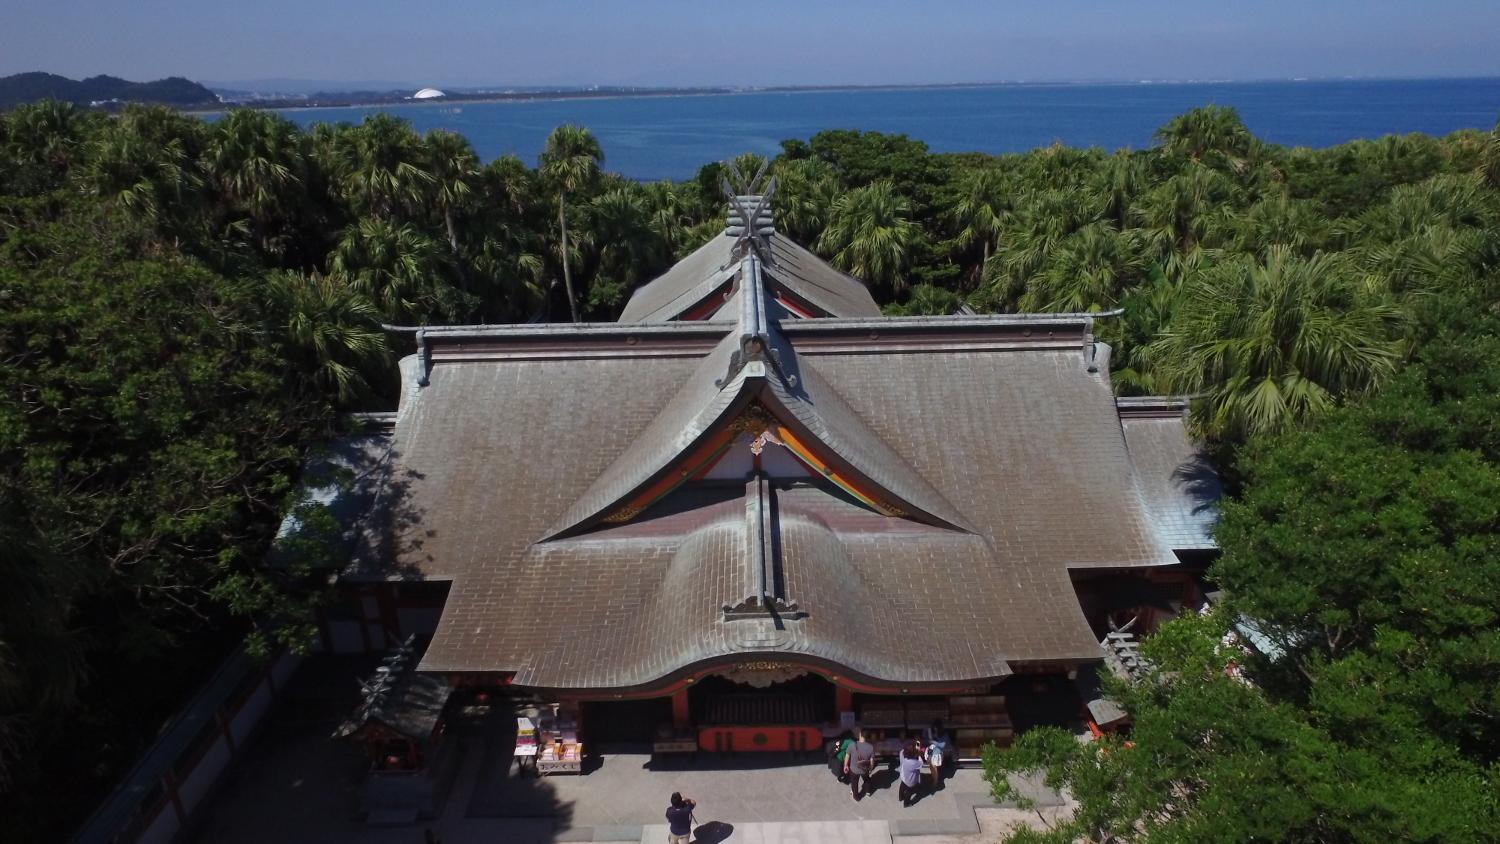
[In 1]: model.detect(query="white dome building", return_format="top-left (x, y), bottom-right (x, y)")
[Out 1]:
top-left (411, 88), bottom-right (447, 100)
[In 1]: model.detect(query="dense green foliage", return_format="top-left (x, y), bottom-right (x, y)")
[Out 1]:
top-left (983, 298), bottom-right (1500, 842)
top-left (2, 97), bottom-right (1499, 838)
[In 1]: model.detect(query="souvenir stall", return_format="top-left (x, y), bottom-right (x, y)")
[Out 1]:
top-left (514, 703), bottom-right (584, 775)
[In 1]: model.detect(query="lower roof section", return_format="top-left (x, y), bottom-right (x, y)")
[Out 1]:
top-left (420, 483), bottom-right (1104, 688)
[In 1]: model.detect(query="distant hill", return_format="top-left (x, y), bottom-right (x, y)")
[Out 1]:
top-left (0, 72), bottom-right (219, 109)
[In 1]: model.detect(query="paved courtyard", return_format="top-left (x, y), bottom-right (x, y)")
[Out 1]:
top-left (191, 658), bottom-right (1067, 843)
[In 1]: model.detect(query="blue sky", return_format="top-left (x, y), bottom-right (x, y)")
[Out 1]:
top-left (4, 1), bottom-right (1498, 87)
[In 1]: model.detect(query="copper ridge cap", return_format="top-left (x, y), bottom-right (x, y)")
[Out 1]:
top-left (383, 321), bottom-right (733, 338)
top-left (719, 251), bottom-right (798, 389)
top-left (1115, 395), bottom-right (1192, 409)
top-left (778, 309), bottom-right (1124, 332)
top-left (382, 308), bottom-right (1125, 339)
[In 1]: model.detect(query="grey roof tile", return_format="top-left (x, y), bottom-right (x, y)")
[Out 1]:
top-left (618, 233), bottom-right (881, 322)
top-left (1118, 402), bottom-right (1220, 553)
top-left (344, 244), bottom-right (1215, 689)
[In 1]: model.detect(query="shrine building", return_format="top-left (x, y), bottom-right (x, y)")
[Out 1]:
top-left (312, 186), bottom-right (1218, 763)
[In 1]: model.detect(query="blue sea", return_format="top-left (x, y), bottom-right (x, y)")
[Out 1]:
top-left (269, 78), bottom-right (1500, 181)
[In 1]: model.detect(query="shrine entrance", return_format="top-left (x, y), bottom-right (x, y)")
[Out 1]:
top-left (579, 697), bottom-right (673, 744)
top-left (688, 668), bottom-right (835, 753)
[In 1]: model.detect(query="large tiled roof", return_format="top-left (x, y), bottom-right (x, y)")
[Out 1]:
top-left (340, 206), bottom-right (1215, 691)
top-left (350, 323), bottom-right (1205, 688)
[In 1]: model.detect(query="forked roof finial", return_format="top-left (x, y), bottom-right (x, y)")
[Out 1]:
top-left (722, 157), bottom-right (778, 260)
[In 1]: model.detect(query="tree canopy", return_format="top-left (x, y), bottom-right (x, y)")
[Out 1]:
top-left (3, 99), bottom-right (1500, 839)
top-left (983, 297), bottom-right (1500, 843)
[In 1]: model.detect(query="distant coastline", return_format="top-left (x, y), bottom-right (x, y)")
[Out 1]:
top-left (187, 76), bottom-right (1500, 114)
top-left (235, 77), bottom-right (1500, 182)
top-left (190, 81), bottom-right (1020, 113)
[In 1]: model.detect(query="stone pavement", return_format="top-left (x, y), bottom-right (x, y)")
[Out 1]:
top-left (191, 658), bottom-right (1068, 843)
top-left (469, 744), bottom-right (1003, 829)
top-left (639, 820), bottom-right (892, 844)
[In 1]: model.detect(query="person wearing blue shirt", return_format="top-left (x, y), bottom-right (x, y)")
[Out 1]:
top-left (665, 792), bottom-right (695, 844)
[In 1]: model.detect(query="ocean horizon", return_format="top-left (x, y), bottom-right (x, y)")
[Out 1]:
top-left (260, 77), bottom-right (1500, 180)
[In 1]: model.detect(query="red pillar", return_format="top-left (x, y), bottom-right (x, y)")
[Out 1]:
top-left (671, 688), bottom-right (691, 729)
top-left (835, 684), bottom-right (854, 715)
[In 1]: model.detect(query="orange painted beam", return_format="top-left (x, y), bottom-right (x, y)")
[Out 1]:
top-left (775, 425), bottom-right (901, 516)
top-left (604, 428), bottom-right (738, 522)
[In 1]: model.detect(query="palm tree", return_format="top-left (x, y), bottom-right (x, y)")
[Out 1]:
top-left (330, 218), bottom-right (464, 323)
top-left (540, 125), bottom-right (603, 322)
top-left (772, 158), bottom-right (840, 244)
top-left (817, 181), bottom-right (920, 292)
top-left (1110, 268), bottom-right (1185, 396)
top-left (976, 186), bottom-right (1093, 310)
top-left (582, 187), bottom-right (667, 314)
top-left (1482, 118), bottom-right (1500, 190)
top-left (1350, 223), bottom-right (1491, 301)
top-left (1130, 163), bottom-right (1237, 264)
top-left (423, 130), bottom-right (481, 289)
top-left (1338, 173), bottom-right (1490, 244)
top-left (326, 114), bottom-right (434, 221)
top-left (203, 109), bottom-right (304, 255)
top-left (884, 283), bottom-right (964, 317)
top-left (723, 152), bottom-right (770, 193)
top-left (1155, 105), bottom-right (1254, 168)
top-left (948, 167), bottom-right (1010, 272)
top-left (265, 270), bottom-right (389, 402)
top-left (84, 115), bottom-right (200, 225)
top-left (1088, 152), bottom-right (1150, 230)
top-left (471, 232), bottom-right (546, 321)
top-left (1021, 223), bottom-right (1147, 313)
top-left (1, 100), bottom-right (98, 190)
top-left (1229, 194), bottom-right (1329, 257)
top-left (636, 180), bottom-right (700, 258)
top-left (1150, 247), bottom-right (1405, 440)
top-left (466, 154), bottom-right (548, 320)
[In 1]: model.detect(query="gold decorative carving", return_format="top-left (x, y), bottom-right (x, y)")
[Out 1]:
top-left (714, 661), bottom-right (809, 688)
top-left (602, 505), bottom-right (642, 523)
top-left (728, 404), bottom-right (775, 436)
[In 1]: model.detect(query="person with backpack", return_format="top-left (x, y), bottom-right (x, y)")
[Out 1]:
top-left (828, 730), bottom-right (854, 783)
top-left (843, 728), bottom-right (876, 800)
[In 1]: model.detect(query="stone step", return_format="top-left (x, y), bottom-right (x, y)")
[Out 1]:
top-left (366, 806), bottom-right (421, 827)
top-left (639, 819), bottom-right (892, 844)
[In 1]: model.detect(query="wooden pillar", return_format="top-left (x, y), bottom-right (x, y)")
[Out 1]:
top-left (671, 688), bottom-right (691, 729)
top-left (162, 770), bottom-right (188, 827)
top-left (356, 587), bottom-right (374, 651)
top-left (376, 584), bottom-right (400, 644)
top-left (215, 709), bottom-right (237, 755)
top-left (835, 684), bottom-right (854, 715)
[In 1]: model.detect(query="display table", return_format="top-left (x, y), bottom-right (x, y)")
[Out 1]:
top-left (515, 705), bottom-right (584, 776)
top-left (514, 716), bottom-right (539, 776)
top-left (536, 740), bottom-right (583, 774)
